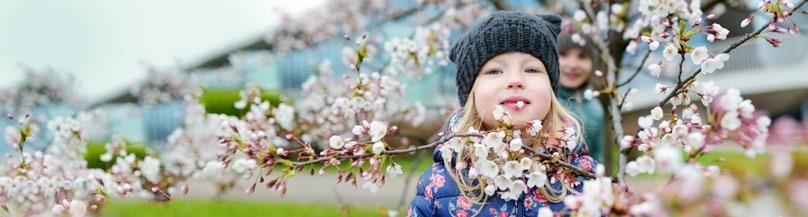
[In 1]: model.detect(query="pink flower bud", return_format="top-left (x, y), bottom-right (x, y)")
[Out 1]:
top-left (766, 38), bottom-right (782, 47)
top-left (693, 18), bottom-right (703, 26)
top-left (741, 17), bottom-right (752, 28)
top-left (245, 182), bottom-right (256, 194)
top-left (181, 184), bottom-right (189, 195)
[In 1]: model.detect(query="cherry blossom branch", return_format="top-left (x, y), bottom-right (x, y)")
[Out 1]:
top-left (287, 132), bottom-right (595, 179)
top-left (657, 0), bottom-right (807, 107)
top-left (523, 147), bottom-right (595, 179)
top-left (290, 133), bottom-right (483, 167)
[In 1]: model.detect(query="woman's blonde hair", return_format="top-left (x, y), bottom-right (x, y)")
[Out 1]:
top-left (445, 82), bottom-right (583, 206)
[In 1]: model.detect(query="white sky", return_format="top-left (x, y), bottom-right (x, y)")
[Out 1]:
top-left (0, 0), bottom-right (324, 102)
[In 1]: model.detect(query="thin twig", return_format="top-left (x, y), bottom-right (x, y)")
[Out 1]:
top-left (523, 148), bottom-right (596, 179)
top-left (617, 88), bottom-right (632, 110)
top-left (617, 50), bottom-right (652, 87)
top-left (291, 133), bottom-right (482, 166)
top-left (396, 150), bottom-right (428, 211)
top-left (677, 52), bottom-right (686, 83)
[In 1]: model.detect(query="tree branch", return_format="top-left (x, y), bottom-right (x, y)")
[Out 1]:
top-left (657, 0), bottom-right (807, 107)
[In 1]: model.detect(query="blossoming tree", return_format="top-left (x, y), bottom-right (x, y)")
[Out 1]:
top-left (2, 0), bottom-right (807, 216)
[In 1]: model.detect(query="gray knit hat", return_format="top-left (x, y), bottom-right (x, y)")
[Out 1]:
top-left (449, 11), bottom-right (562, 107)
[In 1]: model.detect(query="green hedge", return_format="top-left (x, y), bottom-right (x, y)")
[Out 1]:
top-left (101, 200), bottom-right (385, 217)
top-left (84, 141), bottom-right (149, 170)
top-left (198, 89), bottom-right (283, 117)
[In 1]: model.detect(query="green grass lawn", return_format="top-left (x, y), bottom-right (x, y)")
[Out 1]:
top-left (100, 200), bottom-right (392, 217)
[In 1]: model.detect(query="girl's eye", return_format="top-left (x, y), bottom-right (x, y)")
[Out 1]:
top-left (485, 69), bottom-right (503, 75)
top-left (525, 69), bottom-right (540, 73)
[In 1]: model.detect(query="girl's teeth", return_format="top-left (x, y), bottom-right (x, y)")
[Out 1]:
top-left (516, 101), bottom-right (525, 109)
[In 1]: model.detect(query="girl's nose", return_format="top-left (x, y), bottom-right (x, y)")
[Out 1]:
top-left (506, 72), bottom-right (525, 89)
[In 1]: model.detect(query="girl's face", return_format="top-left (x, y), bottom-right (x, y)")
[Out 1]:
top-left (473, 52), bottom-right (552, 130)
top-left (559, 48), bottom-right (593, 89)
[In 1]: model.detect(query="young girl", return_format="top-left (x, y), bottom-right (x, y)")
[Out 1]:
top-left (408, 12), bottom-right (598, 217)
top-left (557, 23), bottom-right (606, 163)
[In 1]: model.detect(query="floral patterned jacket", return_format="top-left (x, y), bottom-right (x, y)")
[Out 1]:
top-left (407, 113), bottom-right (599, 217)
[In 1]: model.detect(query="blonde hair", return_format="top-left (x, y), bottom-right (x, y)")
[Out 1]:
top-left (446, 82), bottom-right (583, 207)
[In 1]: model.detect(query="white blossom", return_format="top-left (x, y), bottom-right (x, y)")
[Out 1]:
top-left (474, 143), bottom-right (489, 160)
top-left (352, 125), bottom-right (364, 136)
top-left (685, 132), bottom-right (705, 150)
top-left (721, 111), bottom-right (742, 131)
top-left (502, 161), bottom-right (522, 178)
top-left (538, 207), bottom-right (553, 217)
top-left (231, 159), bottom-right (257, 173)
top-left (484, 184), bottom-right (496, 196)
top-left (648, 40), bottom-right (660, 51)
top-left (527, 171), bottom-right (547, 188)
top-left (68, 200), bottom-right (87, 217)
top-left (583, 89), bottom-right (600, 100)
top-left (663, 44), bottom-right (677, 61)
top-left (492, 105), bottom-right (508, 122)
top-left (479, 160), bottom-right (499, 179)
top-left (494, 175), bottom-right (512, 190)
top-left (710, 23), bottom-right (730, 41)
top-left (701, 53), bottom-right (729, 74)
top-left (386, 163), bottom-right (403, 178)
top-left (329, 135), bottom-right (345, 149)
top-left (638, 115), bottom-right (654, 129)
top-left (690, 46), bottom-right (709, 64)
top-left (362, 179), bottom-right (379, 193)
top-left (626, 40), bottom-right (638, 55)
top-left (697, 81), bottom-right (720, 105)
top-left (626, 161), bottom-right (642, 177)
top-left (648, 63), bottom-right (661, 77)
top-left (508, 138), bottom-right (523, 152)
top-left (369, 121), bottom-right (388, 142)
top-left (654, 146), bottom-right (683, 173)
top-left (573, 10), bottom-right (586, 22)
top-left (140, 156), bottom-right (161, 183)
top-left (527, 120), bottom-right (542, 136)
top-left (650, 106), bottom-right (664, 120)
top-left (372, 141), bottom-right (386, 155)
top-left (275, 103), bottom-right (295, 131)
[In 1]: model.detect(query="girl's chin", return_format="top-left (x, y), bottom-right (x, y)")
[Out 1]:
top-left (507, 119), bottom-right (532, 129)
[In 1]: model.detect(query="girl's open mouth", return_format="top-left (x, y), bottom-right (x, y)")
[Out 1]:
top-left (500, 96), bottom-right (531, 110)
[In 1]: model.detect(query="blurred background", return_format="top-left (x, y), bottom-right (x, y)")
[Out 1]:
top-left (1, 0), bottom-right (806, 216)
